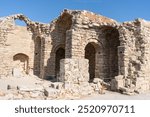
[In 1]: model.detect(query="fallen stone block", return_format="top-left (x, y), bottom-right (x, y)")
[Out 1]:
top-left (111, 79), bottom-right (117, 91)
top-left (30, 91), bottom-right (44, 98)
top-left (44, 88), bottom-right (60, 97)
top-left (12, 68), bottom-right (22, 78)
top-left (111, 75), bottom-right (124, 91)
top-left (93, 78), bottom-right (103, 84)
top-left (123, 92), bottom-right (135, 96)
top-left (42, 81), bottom-right (52, 88)
top-left (51, 82), bottom-right (64, 89)
top-left (119, 87), bottom-right (135, 95)
top-left (17, 85), bottom-right (44, 92)
top-left (134, 89), bottom-right (146, 94)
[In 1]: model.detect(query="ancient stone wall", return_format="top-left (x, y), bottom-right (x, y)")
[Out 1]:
top-left (63, 11), bottom-right (121, 82)
top-left (135, 19), bottom-right (150, 91)
top-left (111, 19), bottom-right (150, 93)
top-left (43, 12), bottom-right (73, 79)
top-left (1, 10), bottom-right (150, 94)
top-left (59, 58), bottom-right (89, 83)
top-left (0, 21), bottom-right (33, 77)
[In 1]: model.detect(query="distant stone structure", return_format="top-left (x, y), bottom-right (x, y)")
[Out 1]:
top-left (0, 9), bottom-right (150, 94)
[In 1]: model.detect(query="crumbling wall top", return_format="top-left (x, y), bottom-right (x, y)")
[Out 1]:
top-left (60, 9), bottom-right (118, 24)
top-left (49, 9), bottom-right (119, 30)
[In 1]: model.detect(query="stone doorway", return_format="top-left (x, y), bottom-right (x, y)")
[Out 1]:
top-left (55, 47), bottom-right (65, 78)
top-left (13, 53), bottom-right (29, 74)
top-left (85, 43), bottom-right (96, 82)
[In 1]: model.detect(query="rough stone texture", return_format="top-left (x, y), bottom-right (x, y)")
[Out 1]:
top-left (44, 88), bottom-right (60, 97)
top-left (59, 58), bottom-right (89, 83)
top-left (111, 75), bottom-right (124, 91)
top-left (1, 9), bottom-right (150, 96)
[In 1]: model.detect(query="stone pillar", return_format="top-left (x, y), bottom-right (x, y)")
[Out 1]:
top-left (65, 29), bottom-right (84, 59)
top-left (59, 58), bottom-right (89, 85)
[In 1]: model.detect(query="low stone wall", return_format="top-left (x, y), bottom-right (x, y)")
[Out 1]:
top-left (59, 58), bottom-right (95, 96)
top-left (59, 58), bottom-right (89, 84)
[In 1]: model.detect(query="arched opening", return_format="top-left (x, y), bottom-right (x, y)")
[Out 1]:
top-left (55, 47), bottom-right (65, 78)
top-left (14, 19), bottom-right (27, 26)
top-left (34, 37), bottom-right (42, 77)
top-left (102, 27), bottom-right (120, 81)
top-left (85, 43), bottom-right (96, 82)
top-left (13, 53), bottom-right (29, 74)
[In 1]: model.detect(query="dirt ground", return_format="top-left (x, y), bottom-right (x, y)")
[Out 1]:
top-left (0, 75), bottom-right (44, 92)
top-left (83, 90), bottom-right (150, 100)
top-left (0, 76), bottom-right (150, 100)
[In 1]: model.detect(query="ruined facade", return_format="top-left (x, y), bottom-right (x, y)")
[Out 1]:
top-left (1, 9), bottom-right (150, 94)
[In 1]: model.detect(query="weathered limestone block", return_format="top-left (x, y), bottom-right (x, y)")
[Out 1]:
top-left (125, 78), bottom-right (132, 88)
top-left (51, 82), bottom-right (64, 89)
top-left (135, 79), bottom-right (150, 92)
top-left (93, 78), bottom-right (103, 84)
top-left (59, 58), bottom-right (89, 84)
top-left (17, 85), bottom-right (44, 92)
top-left (44, 88), bottom-right (60, 97)
top-left (111, 75), bottom-right (124, 91)
top-left (63, 82), bottom-right (94, 96)
top-left (12, 68), bottom-right (23, 78)
top-left (29, 91), bottom-right (44, 98)
top-left (120, 87), bottom-right (135, 95)
top-left (92, 78), bottom-right (107, 94)
top-left (59, 58), bottom-right (96, 96)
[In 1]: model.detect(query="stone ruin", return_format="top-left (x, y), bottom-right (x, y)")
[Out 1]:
top-left (0, 9), bottom-right (150, 99)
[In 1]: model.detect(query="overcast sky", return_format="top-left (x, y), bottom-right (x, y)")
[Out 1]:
top-left (0, 0), bottom-right (150, 23)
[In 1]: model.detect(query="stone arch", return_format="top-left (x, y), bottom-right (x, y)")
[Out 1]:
top-left (55, 47), bottom-right (65, 78)
top-left (86, 38), bottom-right (103, 48)
top-left (33, 36), bottom-right (42, 77)
top-left (14, 19), bottom-right (27, 26)
top-left (13, 14), bottom-right (32, 26)
top-left (13, 53), bottom-right (29, 74)
top-left (101, 26), bottom-right (120, 81)
top-left (53, 44), bottom-right (65, 53)
top-left (85, 42), bottom-right (98, 82)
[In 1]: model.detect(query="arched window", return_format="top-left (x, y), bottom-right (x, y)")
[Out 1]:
top-left (14, 19), bottom-right (27, 26)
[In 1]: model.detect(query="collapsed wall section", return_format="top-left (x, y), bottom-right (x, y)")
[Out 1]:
top-left (112, 19), bottom-right (150, 93)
